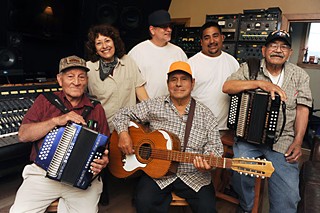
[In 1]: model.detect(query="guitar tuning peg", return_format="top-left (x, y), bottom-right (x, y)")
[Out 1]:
top-left (247, 157), bottom-right (250, 159)
top-left (263, 159), bottom-right (267, 161)
top-left (245, 173), bottom-right (248, 176)
top-left (261, 176), bottom-right (265, 179)
top-left (250, 174), bottom-right (254, 177)
top-left (239, 172), bottom-right (243, 175)
top-left (257, 157), bottom-right (260, 160)
top-left (122, 159), bottom-right (126, 163)
top-left (256, 175), bottom-right (260, 178)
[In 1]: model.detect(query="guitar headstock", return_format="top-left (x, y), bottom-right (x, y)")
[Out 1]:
top-left (231, 157), bottom-right (275, 178)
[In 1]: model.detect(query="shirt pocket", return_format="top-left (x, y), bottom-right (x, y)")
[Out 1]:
top-left (185, 127), bottom-right (206, 153)
top-left (285, 96), bottom-right (296, 111)
top-left (89, 80), bottom-right (109, 96)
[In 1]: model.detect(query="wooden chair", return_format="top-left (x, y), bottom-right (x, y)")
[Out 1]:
top-left (213, 130), bottom-right (265, 213)
top-left (170, 192), bottom-right (188, 206)
top-left (45, 199), bottom-right (59, 213)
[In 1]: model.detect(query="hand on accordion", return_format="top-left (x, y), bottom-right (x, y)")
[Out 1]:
top-left (257, 81), bottom-right (287, 101)
top-left (90, 149), bottom-right (109, 176)
top-left (52, 111), bottom-right (87, 127)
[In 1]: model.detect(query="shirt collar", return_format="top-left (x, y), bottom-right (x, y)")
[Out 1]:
top-left (164, 95), bottom-right (192, 114)
top-left (94, 57), bottom-right (124, 71)
top-left (60, 91), bottom-right (94, 109)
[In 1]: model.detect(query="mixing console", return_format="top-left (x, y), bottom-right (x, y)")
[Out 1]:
top-left (0, 82), bottom-right (61, 177)
top-left (0, 83), bottom-right (61, 147)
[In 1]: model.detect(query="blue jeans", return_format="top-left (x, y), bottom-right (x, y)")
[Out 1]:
top-left (232, 141), bottom-right (300, 213)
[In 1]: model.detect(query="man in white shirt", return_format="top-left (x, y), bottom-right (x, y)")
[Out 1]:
top-left (128, 10), bottom-right (187, 98)
top-left (188, 21), bottom-right (239, 131)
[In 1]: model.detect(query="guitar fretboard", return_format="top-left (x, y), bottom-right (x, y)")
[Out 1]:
top-left (136, 146), bottom-right (233, 169)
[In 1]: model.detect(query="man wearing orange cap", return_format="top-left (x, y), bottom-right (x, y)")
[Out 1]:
top-left (112, 61), bottom-right (223, 212)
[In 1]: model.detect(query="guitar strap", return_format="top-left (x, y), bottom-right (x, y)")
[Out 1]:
top-left (183, 98), bottom-right (196, 152)
top-left (167, 98), bottom-right (196, 175)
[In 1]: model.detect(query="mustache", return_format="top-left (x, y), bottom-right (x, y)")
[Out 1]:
top-left (270, 53), bottom-right (284, 58)
top-left (208, 42), bottom-right (218, 47)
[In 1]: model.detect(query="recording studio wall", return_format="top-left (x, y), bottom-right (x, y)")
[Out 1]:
top-left (79, 0), bottom-right (172, 52)
top-left (172, 7), bottom-right (282, 62)
top-left (0, 0), bottom-right (172, 83)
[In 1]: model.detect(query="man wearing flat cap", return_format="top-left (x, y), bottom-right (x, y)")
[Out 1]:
top-left (223, 30), bottom-right (312, 212)
top-left (112, 61), bottom-right (223, 212)
top-left (128, 10), bottom-right (187, 99)
top-left (10, 55), bottom-right (110, 213)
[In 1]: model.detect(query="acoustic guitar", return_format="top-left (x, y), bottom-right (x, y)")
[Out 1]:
top-left (108, 121), bottom-right (275, 179)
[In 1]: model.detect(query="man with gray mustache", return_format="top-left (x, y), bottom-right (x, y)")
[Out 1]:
top-left (222, 30), bottom-right (312, 213)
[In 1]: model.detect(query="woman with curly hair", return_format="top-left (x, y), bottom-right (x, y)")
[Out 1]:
top-left (86, 23), bottom-right (149, 206)
top-left (86, 24), bottom-right (149, 133)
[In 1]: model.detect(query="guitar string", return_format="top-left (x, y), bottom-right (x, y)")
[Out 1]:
top-left (137, 146), bottom-right (225, 165)
top-left (132, 146), bottom-right (266, 174)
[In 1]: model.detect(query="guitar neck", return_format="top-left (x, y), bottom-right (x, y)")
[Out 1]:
top-left (150, 149), bottom-right (233, 169)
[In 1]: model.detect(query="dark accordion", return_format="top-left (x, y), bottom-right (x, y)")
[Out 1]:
top-left (35, 123), bottom-right (108, 189)
top-left (227, 90), bottom-right (281, 144)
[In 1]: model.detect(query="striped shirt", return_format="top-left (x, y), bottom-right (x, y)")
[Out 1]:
top-left (112, 95), bottom-right (223, 192)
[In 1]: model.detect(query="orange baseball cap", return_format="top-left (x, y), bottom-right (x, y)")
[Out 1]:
top-left (168, 61), bottom-right (192, 76)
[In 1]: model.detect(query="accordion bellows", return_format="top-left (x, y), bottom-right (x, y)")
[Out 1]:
top-left (35, 123), bottom-right (108, 189)
top-left (227, 90), bottom-right (281, 144)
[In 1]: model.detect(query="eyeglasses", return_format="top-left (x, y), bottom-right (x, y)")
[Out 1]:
top-left (267, 43), bottom-right (291, 51)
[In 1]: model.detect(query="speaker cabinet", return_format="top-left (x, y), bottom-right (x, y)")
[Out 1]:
top-left (80, 0), bottom-right (171, 51)
top-left (0, 32), bottom-right (24, 77)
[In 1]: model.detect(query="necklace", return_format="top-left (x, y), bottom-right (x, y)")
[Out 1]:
top-left (275, 71), bottom-right (282, 85)
top-left (269, 69), bottom-right (284, 86)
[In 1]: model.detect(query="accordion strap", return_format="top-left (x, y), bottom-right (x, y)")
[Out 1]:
top-left (34, 92), bottom-right (100, 154)
top-left (275, 102), bottom-right (286, 143)
top-left (42, 92), bottom-right (69, 113)
top-left (246, 57), bottom-right (261, 80)
top-left (42, 92), bottom-right (100, 119)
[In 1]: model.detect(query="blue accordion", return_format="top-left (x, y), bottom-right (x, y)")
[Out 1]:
top-left (35, 123), bottom-right (108, 189)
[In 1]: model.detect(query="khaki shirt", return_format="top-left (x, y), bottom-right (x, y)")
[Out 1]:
top-left (87, 55), bottom-right (146, 132)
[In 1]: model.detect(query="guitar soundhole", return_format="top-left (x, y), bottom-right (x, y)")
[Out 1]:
top-left (139, 143), bottom-right (151, 160)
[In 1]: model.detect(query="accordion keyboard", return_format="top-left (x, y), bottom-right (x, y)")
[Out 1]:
top-left (35, 123), bottom-right (108, 189)
top-left (227, 90), bottom-right (281, 144)
top-left (237, 93), bottom-right (250, 137)
top-left (47, 126), bottom-right (77, 178)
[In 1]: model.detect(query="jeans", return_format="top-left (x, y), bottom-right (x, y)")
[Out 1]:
top-left (232, 141), bottom-right (300, 213)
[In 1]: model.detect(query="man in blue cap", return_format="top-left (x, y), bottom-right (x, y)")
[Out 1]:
top-left (128, 10), bottom-right (187, 99)
top-left (223, 30), bottom-right (313, 212)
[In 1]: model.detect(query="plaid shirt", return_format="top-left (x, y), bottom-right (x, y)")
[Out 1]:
top-left (226, 59), bottom-right (313, 154)
top-left (113, 95), bottom-right (223, 192)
